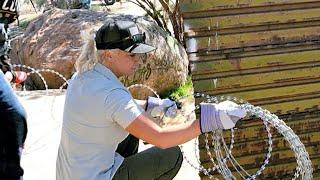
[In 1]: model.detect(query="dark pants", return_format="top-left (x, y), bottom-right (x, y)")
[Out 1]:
top-left (0, 72), bottom-right (27, 179)
top-left (114, 135), bottom-right (183, 180)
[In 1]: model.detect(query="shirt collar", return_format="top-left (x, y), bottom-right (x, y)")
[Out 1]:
top-left (93, 63), bottom-right (118, 80)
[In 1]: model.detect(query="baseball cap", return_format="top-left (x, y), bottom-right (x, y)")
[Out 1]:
top-left (95, 20), bottom-right (156, 54)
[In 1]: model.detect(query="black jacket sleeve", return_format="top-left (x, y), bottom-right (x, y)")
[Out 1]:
top-left (0, 55), bottom-right (12, 73)
top-left (0, 22), bottom-right (13, 75)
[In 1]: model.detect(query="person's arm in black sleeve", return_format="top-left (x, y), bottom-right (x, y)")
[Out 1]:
top-left (0, 23), bottom-right (16, 82)
top-left (0, 55), bottom-right (16, 82)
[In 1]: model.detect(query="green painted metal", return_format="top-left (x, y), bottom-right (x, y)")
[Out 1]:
top-left (180, 0), bottom-right (320, 179)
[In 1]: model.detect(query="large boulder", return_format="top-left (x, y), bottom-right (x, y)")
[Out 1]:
top-left (10, 8), bottom-right (188, 97)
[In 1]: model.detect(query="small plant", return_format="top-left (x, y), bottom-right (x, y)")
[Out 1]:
top-left (19, 14), bottom-right (39, 28)
top-left (19, 20), bottom-right (30, 29)
top-left (33, 0), bottom-right (48, 8)
top-left (168, 76), bottom-right (193, 100)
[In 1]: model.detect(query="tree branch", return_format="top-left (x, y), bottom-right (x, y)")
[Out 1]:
top-left (130, 0), bottom-right (166, 30)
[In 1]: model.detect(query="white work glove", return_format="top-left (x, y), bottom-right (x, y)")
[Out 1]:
top-left (4, 71), bottom-right (13, 83)
top-left (146, 96), bottom-right (178, 118)
top-left (200, 100), bottom-right (246, 133)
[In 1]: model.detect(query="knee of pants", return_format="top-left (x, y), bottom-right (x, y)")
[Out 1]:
top-left (174, 146), bottom-right (183, 167)
top-left (166, 146), bottom-right (183, 169)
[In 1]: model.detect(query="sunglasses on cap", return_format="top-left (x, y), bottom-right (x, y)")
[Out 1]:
top-left (96, 33), bottom-right (146, 52)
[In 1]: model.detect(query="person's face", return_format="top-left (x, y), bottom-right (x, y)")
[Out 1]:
top-left (102, 49), bottom-right (145, 77)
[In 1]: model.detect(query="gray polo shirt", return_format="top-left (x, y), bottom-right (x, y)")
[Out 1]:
top-left (56, 63), bottom-right (144, 180)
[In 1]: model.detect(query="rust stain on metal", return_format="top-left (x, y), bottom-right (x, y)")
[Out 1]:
top-left (181, 0), bottom-right (320, 178)
top-left (228, 58), bottom-right (242, 70)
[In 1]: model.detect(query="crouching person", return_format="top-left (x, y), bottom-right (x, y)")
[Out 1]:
top-left (56, 20), bottom-right (246, 180)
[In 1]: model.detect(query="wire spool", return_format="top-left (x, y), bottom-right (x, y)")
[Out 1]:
top-left (195, 92), bottom-right (313, 180)
top-left (12, 64), bottom-right (69, 155)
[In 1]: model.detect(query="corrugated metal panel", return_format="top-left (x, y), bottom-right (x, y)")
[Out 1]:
top-left (180, 0), bottom-right (320, 179)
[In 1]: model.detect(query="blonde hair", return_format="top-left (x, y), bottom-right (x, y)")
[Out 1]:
top-left (75, 30), bottom-right (99, 74)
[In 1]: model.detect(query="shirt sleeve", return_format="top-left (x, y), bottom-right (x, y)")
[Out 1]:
top-left (105, 88), bottom-right (144, 129)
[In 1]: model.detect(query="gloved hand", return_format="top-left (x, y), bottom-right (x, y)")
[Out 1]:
top-left (4, 71), bottom-right (13, 83)
top-left (4, 71), bottom-right (27, 84)
top-left (200, 100), bottom-right (246, 133)
top-left (13, 71), bottom-right (27, 84)
top-left (146, 96), bottom-right (178, 118)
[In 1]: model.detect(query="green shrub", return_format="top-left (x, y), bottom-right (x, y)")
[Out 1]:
top-left (19, 14), bottom-right (38, 28)
top-left (166, 76), bottom-right (193, 100)
top-left (34, 0), bottom-right (48, 8)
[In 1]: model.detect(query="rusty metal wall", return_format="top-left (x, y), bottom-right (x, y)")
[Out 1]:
top-left (180, 0), bottom-right (320, 179)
